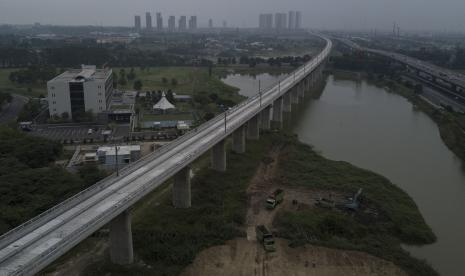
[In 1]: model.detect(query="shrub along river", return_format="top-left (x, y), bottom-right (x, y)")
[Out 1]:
top-left (223, 72), bottom-right (465, 276)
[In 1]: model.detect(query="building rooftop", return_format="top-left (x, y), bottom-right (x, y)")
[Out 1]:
top-left (97, 145), bottom-right (141, 156)
top-left (49, 65), bottom-right (112, 83)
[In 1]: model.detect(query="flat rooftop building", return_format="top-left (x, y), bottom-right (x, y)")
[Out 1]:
top-left (47, 65), bottom-right (113, 119)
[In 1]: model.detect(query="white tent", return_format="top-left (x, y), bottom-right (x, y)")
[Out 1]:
top-left (153, 92), bottom-right (175, 111)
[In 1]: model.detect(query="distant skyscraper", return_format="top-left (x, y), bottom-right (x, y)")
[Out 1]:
top-left (145, 12), bottom-right (152, 30)
top-left (295, 11), bottom-right (302, 29)
top-left (259, 14), bottom-right (265, 29)
top-left (288, 11), bottom-right (296, 30)
top-left (156, 12), bottom-right (163, 31)
top-left (259, 14), bottom-right (273, 30)
top-left (275, 13), bottom-right (287, 31)
top-left (189, 16), bottom-right (197, 30)
top-left (222, 20), bottom-right (227, 28)
top-left (209, 19), bottom-right (213, 28)
top-left (134, 15), bottom-right (141, 31)
top-left (179, 16), bottom-right (187, 31)
top-left (168, 16), bottom-right (176, 32)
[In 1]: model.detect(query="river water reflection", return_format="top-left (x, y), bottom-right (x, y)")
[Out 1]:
top-left (223, 72), bottom-right (465, 276)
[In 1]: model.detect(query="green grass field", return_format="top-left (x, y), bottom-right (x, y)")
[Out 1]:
top-left (0, 69), bottom-right (47, 98)
top-left (115, 66), bottom-right (243, 104)
top-left (0, 66), bottom-right (244, 101)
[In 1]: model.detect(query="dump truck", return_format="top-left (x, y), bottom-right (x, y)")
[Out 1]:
top-left (266, 189), bottom-right (284, 209)
top-left (256, 225), bottom-right (276, 252)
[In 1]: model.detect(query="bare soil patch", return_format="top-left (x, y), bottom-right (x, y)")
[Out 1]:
top-left (184, 145), bottom-right (407, 276)
top-left (181, 238), bottom-right (407, 276)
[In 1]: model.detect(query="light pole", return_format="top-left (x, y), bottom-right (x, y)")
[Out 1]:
top-left (220, 104), bottom-right (227, 133)
top-left (259, 79), bottom-right (262, 107)
top-left (115, 144), bottom-right (120, 177)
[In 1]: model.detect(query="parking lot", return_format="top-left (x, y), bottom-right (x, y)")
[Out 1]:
top-left (31, 124), bottom-right (108, 143)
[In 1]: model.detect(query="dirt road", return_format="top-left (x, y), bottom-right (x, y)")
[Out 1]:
top-left (182, 146), bottom-right (407, 276)
top-left (181, 238), bottom-right (406, 276)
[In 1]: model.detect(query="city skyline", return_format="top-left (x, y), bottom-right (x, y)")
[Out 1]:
top-left (1, 0), bottom-right (465, 32)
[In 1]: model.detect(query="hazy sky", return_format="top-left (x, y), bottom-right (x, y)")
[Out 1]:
top-left (1, 0), bottom-right (465, 32)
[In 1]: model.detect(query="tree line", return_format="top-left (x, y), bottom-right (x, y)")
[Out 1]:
top-left (0, 45), bottom-right (197, 68)
top-left (0, 126), bottom-right (106, 234)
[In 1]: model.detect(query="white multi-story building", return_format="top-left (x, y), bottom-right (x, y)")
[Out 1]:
top-left (47, 65), bottom-right (113, 119)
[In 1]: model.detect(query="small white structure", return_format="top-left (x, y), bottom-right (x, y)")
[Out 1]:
top-left (176, 121), bottom-right (190, 131)
top-left (83, 153), bottom-right (98, 163)
top-left (153, 92), bottom-right (175, 112)
top-left (97, 145), bottom-right (141, 166)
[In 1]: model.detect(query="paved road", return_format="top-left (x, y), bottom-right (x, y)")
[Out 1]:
top-left (0, 36), bottom-right (332, 275)
top-left (402, 75), bottom-right (465, 113)
top-left (337, 37), bottom-right (465, 91)
top-left (0, 94), bottom-right (28, 124)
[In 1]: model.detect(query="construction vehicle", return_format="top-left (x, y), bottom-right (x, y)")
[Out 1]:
top-left (266, 189), bottom-right (284, 209)
top-left (315, 197), bottom-right (335, 209)
top-left (256, 225), bottom-right (276, 252)
top-left (345, 188), bottom-right (363, 211)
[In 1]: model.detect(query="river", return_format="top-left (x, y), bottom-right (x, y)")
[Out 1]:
top-left (222, 72), bottom-right (465, 276)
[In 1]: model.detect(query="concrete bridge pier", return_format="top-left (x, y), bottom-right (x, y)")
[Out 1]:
top-left (291, 87), bottom-right (300, 105)
top-left (211, 140), bottom-right (226, 171)
top-left (247, 114), bottom-right (260, 140)
top-left (232, 125), bottom-right (246, 153)
top-left (283, 91), bottom-right (292, 113)
top-left (260, 106), bottom-right (271, 130)
top-left (173, 166), bottom-right (191, 208)
top-left (272, 97), bottom-right (283, 128)
top-left (109, 210), bottom-right (134, 265)
top-left (298, 83), bottom-right (305, 99)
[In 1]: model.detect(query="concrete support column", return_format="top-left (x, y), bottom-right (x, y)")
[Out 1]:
top-left (211, 140), bottom-right (226, 172)
top-left (260, 106), bottom-right (271, 130)
top-left (291, 87), bottom-right (299, 104)
top-left (283, 91), bottom-right (292, 112)
top-left (298, 83), bottom-right (305, 99)
top-left (109, 210), bottom-right (134, 265)
top-left (232, 125), bottom-right (246, 153)
top-left (247, 114), bottom-right (260, 140)
top-left (272, 97), bottom-right (283, 128)
top-left (173, 166), bottom-right (191, 208)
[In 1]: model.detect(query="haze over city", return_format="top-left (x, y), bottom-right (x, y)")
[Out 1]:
top-left (1, 0), bottom-right (465, 31)
top-left (2, 0), bottom-right (465, 275)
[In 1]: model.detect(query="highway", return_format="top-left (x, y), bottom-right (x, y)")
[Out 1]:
top-left (338, 38), bottom-right (465, 92)
top-left (0, 36), bottom-right (332, 275)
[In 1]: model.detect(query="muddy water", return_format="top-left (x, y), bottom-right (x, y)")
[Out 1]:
top-left (224, 72), bottom-right (465, 276)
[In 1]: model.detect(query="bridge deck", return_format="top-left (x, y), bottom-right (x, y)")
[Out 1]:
top-left (0, 36), bottom-right (332, 275)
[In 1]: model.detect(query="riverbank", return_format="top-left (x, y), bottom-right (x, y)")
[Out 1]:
top-left (44, 132), bottom-right (437, 276)
top-left (332, 69), bottom-right (465, 164)
top-left (272, 133), bottom-right (437, 276)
